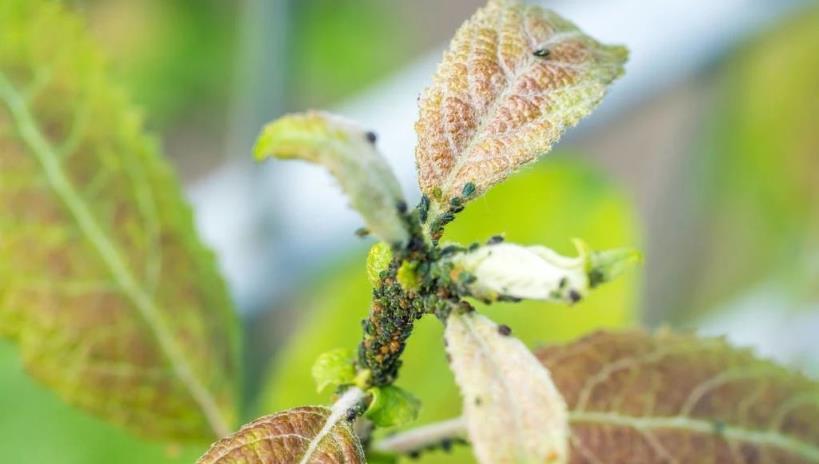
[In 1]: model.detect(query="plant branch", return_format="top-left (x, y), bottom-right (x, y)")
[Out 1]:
top-left (374, 417), bottom-right (468, 456)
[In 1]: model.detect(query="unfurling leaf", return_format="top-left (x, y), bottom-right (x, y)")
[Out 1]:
top-left (312, 348), bottom-right (357, 394)
top-left (415, 0), bottom-right (626, 210)
top-left (197, 406), bottom-right (365, 464)
top-left (255, 111), bottom-right (408, 244)
top-left (366, 242), bottom-right (393, 287)
top-left (366, 385), bottom-right (421, 428)
top-left (445, 311), bottom-right (569, 464)
top-left (0, 0), bottom-right (239, 440)
top-left (537, 330), bottom-right (819, 463)
top-left (444, 240), bottom-right (638, 304)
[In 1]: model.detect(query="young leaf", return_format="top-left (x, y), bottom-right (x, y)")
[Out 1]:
top-left (445, 240), bottom-right (638, 304)
top-left (255, 111), bottom-right (409, 244)
top-left (196, 407), bottom-right (365, 464)
top-left (0, 0), bottom-right (239, 439)
top-left (312, 348), bottom-right (357, 393)
top-left (537, 330), bottom-right (819, 463)
top-left (415, 0), bottom-right (626, 209)
top-left (366, 385), bottom-right (422, 428)
top-left (445, 311), bottom-right (569, 464)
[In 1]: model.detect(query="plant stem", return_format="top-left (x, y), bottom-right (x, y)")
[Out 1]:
top-left (374, 417), bottom-right (468, 455)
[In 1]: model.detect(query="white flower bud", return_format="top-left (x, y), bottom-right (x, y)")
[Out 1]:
top-left (447, 240), bottom-right (639, 304)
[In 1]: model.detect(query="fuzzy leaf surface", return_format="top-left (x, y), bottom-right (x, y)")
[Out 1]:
top-left (0, 0), bottom-right (239, 439)
top-left (445, 311), bottom-right (569, 464)
top-left (197, 407), bottom-right (365, 464)
top-left (537, 330), bottom-right (819, 463)
top-left (415, 0), bottom-right (626, 207)
top-left (255, 111), bottom-right (408, 244)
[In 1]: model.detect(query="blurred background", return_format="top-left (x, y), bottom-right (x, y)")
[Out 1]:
top-left (2, 0), bottom-right (818, 462)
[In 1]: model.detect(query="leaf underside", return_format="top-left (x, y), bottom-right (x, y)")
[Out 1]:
top-left (537, 330), bottom-right (819, 463)
top-left (446, 311), bottom-right (568, 464)
top-left (0, 0), bottom-right (239, 439)
top-left (414, 0), bottom-right (627, 206)
top-left (197, 407), bottom-right (365, 464)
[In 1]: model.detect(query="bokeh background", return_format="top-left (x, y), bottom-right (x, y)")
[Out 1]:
top-left (2, 0), bottom-right (818, 462)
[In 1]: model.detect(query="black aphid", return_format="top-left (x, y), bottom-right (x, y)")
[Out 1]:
top-left (533, 48), bottom-right (551, 58)
top-left (497, 324), bottom-right (512, 336)
top-left (365, 131), bottom-right (377, 144)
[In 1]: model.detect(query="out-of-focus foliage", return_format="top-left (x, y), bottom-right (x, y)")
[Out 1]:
top-left (663, 7), bottom-right (819, 321)
top-left (262, 157), bottom-right (641, 463)
top-left (70, 0), bottom-right (239, 128)
top-left (0, 0), bottom-right (239, 440)
top-left (415, 0), bottom-right (627, 207)
top-left (0, 341), bottom-right (201, 463)
top-left (539, 330), bottom-right (819, 463)
top-left (287, 0), bottom-right (412, 107)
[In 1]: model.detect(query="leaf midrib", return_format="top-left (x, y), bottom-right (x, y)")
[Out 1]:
top-left (0, 72), bottom-right (230, 438)
top-left (570, 411), bottom-right (819, 462)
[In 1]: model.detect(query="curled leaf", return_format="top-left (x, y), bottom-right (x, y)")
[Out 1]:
top-left (255, 111), bottom-right (408, 244)
top-left (537, 330), bottom-right (819, 463)
top-left (444, 240), bottom-right (638, 303)
top-left (197, 406), bottom-right (365, 464)
top-left (445, 311), bottom-right (568, 464)
top-left (366, 385), bottom-right (422, 428)
top-left (415, 0), bottom-right (627, 208)
top-left (0, 0), bottom-right (239, 439)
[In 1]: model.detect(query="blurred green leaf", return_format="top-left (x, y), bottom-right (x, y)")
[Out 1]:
top-left (0, 0), bottom-right (239, 440)
top-left (261, 157), bottom-right (641, 463)
top-left (366, 385), bottom-right (421, 428)
top-left (72, 0), bottom-right (239, 126)
top-left (312, 348), bottom-right (357, 393)
top-left (0, 340), bottom-right (202, 463)
top-left (664, 7), bottom-right (819, 320)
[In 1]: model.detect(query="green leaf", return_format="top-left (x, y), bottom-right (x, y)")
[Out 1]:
top-left (366, 385), bottom-right (421, 428)
top-left (261, 158), bottom-right (641, 464)
top-left (0, 0), bottom-right (239, 440)
top-left (366, 242), bottom-right (393, 287)
top-left (254, 111), bottom-right (409, 244)
top-left (537, 330), bottom-right (819, 462)
top-left (445, 311), bottom-right (568, 464)
top-left (197, 406), bottom-right (365, 464)
top-left (312, 348), bottom-right (357, 393)
top-left (415, 0), bottom-right (626, 211)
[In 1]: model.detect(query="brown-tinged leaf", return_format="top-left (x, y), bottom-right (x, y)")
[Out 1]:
top-left (197, 405), bottom-right (365, 464)
top-left (445, 311), bottom-right (569, 464)
top-left (415, 0), bottom-right (626, 208)
top-left (0, 0), bottom-right (239, 440)
top-left (536, 330), bottom-right (819, 463)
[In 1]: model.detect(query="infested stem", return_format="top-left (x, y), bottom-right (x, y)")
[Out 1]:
top-left (375, 417), bottom-right (469, 455)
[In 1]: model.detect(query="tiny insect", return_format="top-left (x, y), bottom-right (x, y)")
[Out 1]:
top-left (365, 131), bottom-right (377, 144)
top-left (568, 289), bottom-right (582, 303)
top-left (533, 47), bottom-right (551, 58)
top-left (487, 235), bottom-right (504, 245)
top-left (354, 227), bottom-right (370, 238)
top-left (497, 324), bottom-right (512, 336)
top-left (462, 182), bottom-right (477, 198)
top-left (418, 195), bottom-right (430, 223)
top-left (396, 200), bottom-right (408, 213)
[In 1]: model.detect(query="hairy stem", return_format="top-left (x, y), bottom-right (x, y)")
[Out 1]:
top-left (375, 417), bottom-right (468, 455)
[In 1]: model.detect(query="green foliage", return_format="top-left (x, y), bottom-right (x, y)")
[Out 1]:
top-left (366, 385), bottom-right (422, 428)
top-left (261, 157), bottom-right (641, 463)
top-left (665, 7), bottom-right (819, 320)
top-left (312, 348), bottom-right (357, 393)
top-left (0, 0), bottom-right (239, 440)
top-left (367, 242), bottom-right (393, 287)
top-left (0, 340), bottom-right (202, 463)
